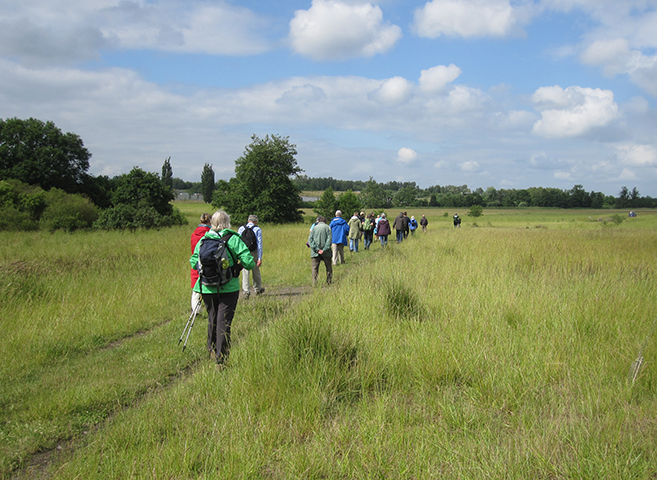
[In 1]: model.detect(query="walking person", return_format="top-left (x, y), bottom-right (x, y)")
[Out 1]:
top-left (329, 210), bottom-right (349, 265)
top-left (403, 212), bottom-right (410, 239)
top-left (237, 215), bottom-right (264, 298)
top-left (420, 214), bottom-right (428, 232)
top-left (409, 215), bottom-right (418, 236)
top-left (190, 213), bottom-right (211, 311)
top-left (308, 216), bottom-right (333, 286)
top-left (377, 213), bottom-right (391, 247)
top-left (190, 211), bottom-right (255, 367)
top-left (362, 212), bottom-right (375, 249)
top-left (453, 213), bottom-right (461, 228)
top-left (348, 211), bottom-right (362, 253)
top-left (393, 212), bottom-right (405, 243)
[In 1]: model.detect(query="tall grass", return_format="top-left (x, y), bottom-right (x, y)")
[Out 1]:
top-left (2, 207), bottom-right (656, 478)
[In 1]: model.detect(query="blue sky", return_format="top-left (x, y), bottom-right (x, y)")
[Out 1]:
top-left (2, 0), bottom-right (657, 196)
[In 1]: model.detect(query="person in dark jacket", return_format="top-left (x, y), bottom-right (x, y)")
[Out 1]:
top-left (420, 214), bottom-right (428, 232)
top-left (377, 213), bottom-right (391, 247)
top-left (190, 213), bottom-right (211, 310)
top-left (393, 212), bottom-right (405, 243)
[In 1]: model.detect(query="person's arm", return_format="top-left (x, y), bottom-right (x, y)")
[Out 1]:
top-left (190, 237), bottom-right (202, 270)
top-left (322, 229), bottom-right (332, 253)
top-left (308, 230), bottom-right (319, 254)
top-left (256, 226), bottom-right (263, 265)
top-left (228, 234), bottom-right (256, 271)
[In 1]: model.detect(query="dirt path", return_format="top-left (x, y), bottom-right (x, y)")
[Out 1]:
top-left (13, 285), bottom-right (316, 479)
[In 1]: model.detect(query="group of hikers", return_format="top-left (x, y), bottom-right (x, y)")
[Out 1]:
top-left (307, 210), bottom-right (429, 287)
top-left (188, 209), bottom-right (433, 369)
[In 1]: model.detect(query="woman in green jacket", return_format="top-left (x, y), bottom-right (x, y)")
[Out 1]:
top-left (190, 210), bottom-right (255, 366)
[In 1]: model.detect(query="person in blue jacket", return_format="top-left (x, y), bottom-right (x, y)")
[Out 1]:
top-left (329, 210), bottom-right (349, 265)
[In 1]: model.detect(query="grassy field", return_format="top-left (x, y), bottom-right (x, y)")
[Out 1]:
top-left (1, 204), bottom-right (656, 478)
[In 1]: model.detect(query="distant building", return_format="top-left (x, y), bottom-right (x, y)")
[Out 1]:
top-left (176, 192), bottom-right (203, 201)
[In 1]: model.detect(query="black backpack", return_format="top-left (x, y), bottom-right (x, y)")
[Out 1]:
top-left (241, 225), bottom-right (258, 252)
top-left (197, 233), bottom-right (241, 287)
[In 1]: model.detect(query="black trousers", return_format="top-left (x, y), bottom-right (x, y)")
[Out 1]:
top-left (204, 290), bottom-right (240, 363)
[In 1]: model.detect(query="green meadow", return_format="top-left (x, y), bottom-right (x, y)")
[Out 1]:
top-left (1, 204), bottom-right (656, 479)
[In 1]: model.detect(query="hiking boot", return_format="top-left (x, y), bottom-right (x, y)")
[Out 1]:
top-left (256, 287), bottom-right (265, 295)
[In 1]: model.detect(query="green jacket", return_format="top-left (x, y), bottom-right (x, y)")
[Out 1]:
top-left (190, 229), bottom-right (255, 294)
top-left (348, 216), bottom-right (362, 239)
top-left (308, 222), bottom-right (332, 258)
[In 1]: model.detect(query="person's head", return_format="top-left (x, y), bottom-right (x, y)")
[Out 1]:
top-left (411, 216), bottom-right (415, 220)
top-left (381, 213), bottom-right (386, 219)
top-left (248, 214), bottom-right (258, 224)
top-left (360, 211), bottom-right (365, 217)
top-left (335, 210), bottom-right (342, 217)
top-left (200, 213), bottom-right (211, 224)
top-left (353, 211), bottom-right (359, 217)
top-left (404, 212), bottom-right (407, 216)
top-left (422, 214), bottom-right (425, 218)
top-left (210, 210), bottom-right (231, 231)
top-left (316, 216), bottom-right (326, 223)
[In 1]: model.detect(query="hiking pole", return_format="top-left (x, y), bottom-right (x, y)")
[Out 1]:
top-left (179, 297), bottom-right (203, 351)
top-left (630, 316), bottom-right (657, 384)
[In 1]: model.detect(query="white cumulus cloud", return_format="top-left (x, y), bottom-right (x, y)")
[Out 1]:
top-left (615, 143), bottom-right (657, 166)
top-left (289, 0), bottom-right (402, 61)
top-left (531, 85), bottom-right (619, 138)
top-left (619, 168), bottom-right (636, 180)
top-left (0, 0), bottom-right (272, 64)
top-left (368, 76), bottom-right (413, 106)
top-left (460, 160), bottom-right (480, 172)
top-left (413, 0), bottom-right (525, 38)
top-left (397, 147), bottom-right (418, 164)
top-left (418, 64), bottom-right (462, 92)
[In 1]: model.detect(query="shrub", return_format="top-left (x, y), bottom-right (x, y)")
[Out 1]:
top-left (611, 214), bottom-right (625, 225)
top-left (468, 204), bottom-right (484, 217)
top-left (93, 204), bottom-right (187, 230)
top-left (0, 206), bottom-right (35, 231)
top-left (93, 204), bottom-right (138, 229)
top-left (0, 180), bottom-right (46, 230)
top-left (39, 188), bottom-right (99, 232)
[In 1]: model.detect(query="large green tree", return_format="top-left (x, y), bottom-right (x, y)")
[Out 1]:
top-left (313, 187), bottom-right (337, 220)
top-left (0, 117), bottom-right (91, 194)
top-left (161, 157), bottom-right (173, 190)
top-left (94, 167), bottom-right (185, 229)
top-left (213, 134), bottom-right (303, 224)
top-left (201, 163), bottom-right (214, 204)
top-left (336, 190), bottom-right (361, 217)
top-left (111, 167), bottom-right (174, 216)
top-left (359, 177), bottom-right (388, 209)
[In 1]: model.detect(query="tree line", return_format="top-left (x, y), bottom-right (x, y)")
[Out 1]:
top-left (292, 177), bottom-right (657, 210)
top-left (2, 117), bottom-right (654, 232)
